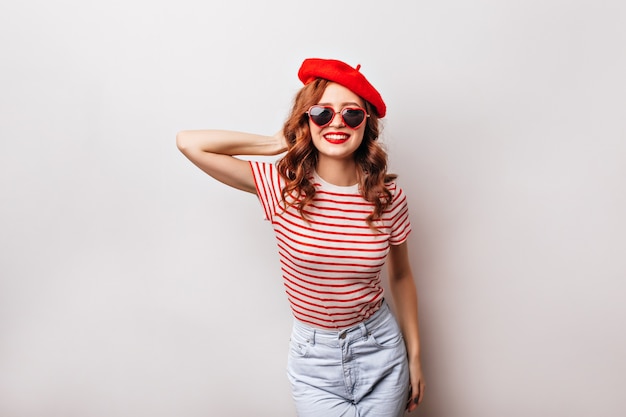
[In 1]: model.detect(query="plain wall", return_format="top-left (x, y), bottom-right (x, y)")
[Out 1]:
top-left (1, 1), bottom-right (625, 416)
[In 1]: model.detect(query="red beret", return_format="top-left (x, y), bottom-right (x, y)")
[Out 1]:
top-left (297, 58), bottom-right (387, 118)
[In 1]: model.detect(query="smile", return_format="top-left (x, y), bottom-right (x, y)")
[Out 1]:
top-left (323, 133), bottom-right (350, 144)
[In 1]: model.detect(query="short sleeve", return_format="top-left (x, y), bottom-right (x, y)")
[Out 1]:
top-left (386, 184), bottom-right (412, 245)
top-left (249, 161), bottom-right (283, 221)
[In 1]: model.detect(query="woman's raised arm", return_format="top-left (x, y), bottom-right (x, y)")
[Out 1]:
top-left (176, 129), bottom-right (287, 194)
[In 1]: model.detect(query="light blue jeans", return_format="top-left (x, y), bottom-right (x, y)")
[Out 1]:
top-left (287, 301), bottom-right (410, 417)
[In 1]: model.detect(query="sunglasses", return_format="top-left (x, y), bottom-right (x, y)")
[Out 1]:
top-left (306, 105), bottom-right (369, 129)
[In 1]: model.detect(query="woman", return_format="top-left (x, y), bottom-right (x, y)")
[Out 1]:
top-left (177, 58), bottom-right (424, 416)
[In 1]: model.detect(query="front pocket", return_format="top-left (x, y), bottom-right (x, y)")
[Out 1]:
top-left (368, 318), bottom-right (404, 349)
top-left (288, 330), bottom-right (311, 358)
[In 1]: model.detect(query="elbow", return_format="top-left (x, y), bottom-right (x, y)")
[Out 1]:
top-left (176, 130), bottom-right (190, 153)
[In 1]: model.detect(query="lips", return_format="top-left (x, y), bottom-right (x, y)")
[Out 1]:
top-left (323, 132), bottom-right (350, 144)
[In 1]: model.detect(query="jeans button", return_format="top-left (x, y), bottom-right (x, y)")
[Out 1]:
top-left (339, 331), bottom-right (347, 340)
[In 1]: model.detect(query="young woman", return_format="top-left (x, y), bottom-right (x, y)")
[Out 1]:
top-left (177, 58), bottom-right (425, 416)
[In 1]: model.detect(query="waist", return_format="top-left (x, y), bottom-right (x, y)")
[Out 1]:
top-left (292, 299), bottom-right (392, 342)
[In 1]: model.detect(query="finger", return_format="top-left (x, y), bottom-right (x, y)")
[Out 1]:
top-left (415, 381), bottom-right (425, 405)
top-left (406, 384), bottom-right (419, 412)
top-left (414, 383), bottom-right (421, 404)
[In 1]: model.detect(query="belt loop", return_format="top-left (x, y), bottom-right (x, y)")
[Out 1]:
top-left (359, 322), bottom-right (368, 339)
top-left (311, 328), bottom-right (316, 346)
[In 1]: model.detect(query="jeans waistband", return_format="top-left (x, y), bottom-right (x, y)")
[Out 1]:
top-left (292, 300), bottom-right (392, 344)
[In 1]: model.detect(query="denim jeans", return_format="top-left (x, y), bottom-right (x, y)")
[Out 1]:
top-left (287, 301), bottom-right (409, 417)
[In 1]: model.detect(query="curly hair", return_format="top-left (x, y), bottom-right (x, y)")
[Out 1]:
top-left (275, 79), bottom-right (397, 228)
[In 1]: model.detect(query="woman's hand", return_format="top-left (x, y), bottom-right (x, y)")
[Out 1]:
top-left (406, 357), bottom-right (425, 412)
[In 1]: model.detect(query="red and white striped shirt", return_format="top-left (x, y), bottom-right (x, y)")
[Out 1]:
top-left (250, 161), bottom-right (411, 330)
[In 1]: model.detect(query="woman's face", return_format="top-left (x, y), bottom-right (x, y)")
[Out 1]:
top-left (308, 82), bottom-right (367, 163)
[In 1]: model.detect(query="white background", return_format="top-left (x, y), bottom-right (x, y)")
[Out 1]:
top-left (1, 1), bottom-right (625, 416)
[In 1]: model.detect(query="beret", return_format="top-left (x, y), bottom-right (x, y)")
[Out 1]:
top-left (297, 58), bottom-right (386, 118)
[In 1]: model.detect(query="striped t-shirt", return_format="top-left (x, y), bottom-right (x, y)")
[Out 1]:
top-left (250, 161), bottom-right (412, 330)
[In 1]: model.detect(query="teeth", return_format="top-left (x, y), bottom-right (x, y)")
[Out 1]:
top-left (325, 134), bottom-right (349, 140)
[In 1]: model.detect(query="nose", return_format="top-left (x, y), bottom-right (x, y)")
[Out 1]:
top-left (329, 110), bottom-right (345, 127)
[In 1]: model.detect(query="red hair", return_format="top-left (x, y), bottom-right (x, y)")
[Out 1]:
top-left (276, 79), bottom-right (396, 228)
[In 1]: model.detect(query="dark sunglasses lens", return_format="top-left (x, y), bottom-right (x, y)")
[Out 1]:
top-left (342, 108), bottom-right (366, 128)
top-left (309, 106), bottom-right (333, 126)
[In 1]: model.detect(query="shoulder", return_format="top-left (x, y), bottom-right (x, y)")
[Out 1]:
top-left (249, 160), bottom-right (287, 192)
top-left (384, 179), bottom-right (405, 198)
top-left (385, 179), bottom-right (399, 192)
top-left (383, 179), bottom-right (411, 212)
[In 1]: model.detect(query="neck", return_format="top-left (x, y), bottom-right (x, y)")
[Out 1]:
top-left (316, 158), bottom-right (358, 186)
